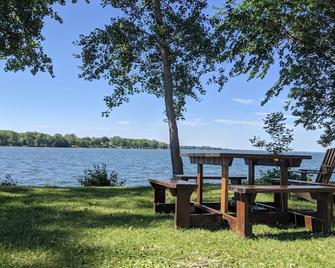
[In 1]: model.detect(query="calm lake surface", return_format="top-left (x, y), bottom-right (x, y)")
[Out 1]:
top-left (0, 147), bottom-right (326, 187)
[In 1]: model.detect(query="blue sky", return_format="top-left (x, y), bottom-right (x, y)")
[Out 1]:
top-left (0, 1), bottom-right (323, 151)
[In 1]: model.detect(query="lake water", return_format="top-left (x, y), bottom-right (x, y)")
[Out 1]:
top-left (0, 147), bottom-right (326, 187)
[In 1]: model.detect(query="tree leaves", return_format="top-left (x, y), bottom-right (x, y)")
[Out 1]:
top-left (250, 112), bottom-right (294, 154)
top-left (75, 0), bottom-right (218, 119)
top-left (215, 0), bottom-right (335, 147)
top-left (0, 0), bottom-right (85, 76)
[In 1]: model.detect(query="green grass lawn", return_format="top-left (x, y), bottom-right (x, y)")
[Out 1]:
top-left (0, 185), bottom-right (334, 268)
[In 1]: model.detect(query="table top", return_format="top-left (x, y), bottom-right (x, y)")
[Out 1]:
top-left (181, 152), bottom-right (312, 167)
top-left (181, 152), bottom-right (312, 160)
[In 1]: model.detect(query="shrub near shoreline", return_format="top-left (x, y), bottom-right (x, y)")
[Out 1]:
top-left (76, 163), bottom-right (126, 187)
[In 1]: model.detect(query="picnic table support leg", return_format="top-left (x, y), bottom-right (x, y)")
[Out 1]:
top-left (175, 185), bottom-right (195, 229)
top-left (311, 193), bottom-right (333, 233)
top-left (197, 164), bottom-right (203, 204)
top-left (247, 159), bottom-right (255, 185)
top-left (247, 159), bottom-right (257, 202)
top-left (279, 160), bottom-right (289, 212)
top-left (236, 193), bottom-right (252, 237)
top-left (152, 185), bottom-right (166, 213)
top-left (221, 164), bottom-right (229, 213)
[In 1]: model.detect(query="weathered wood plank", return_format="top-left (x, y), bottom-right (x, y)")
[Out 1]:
top-left (229, 185), bottom-right (335, 194)
top-left (221, 165), bottom-right (229, 213)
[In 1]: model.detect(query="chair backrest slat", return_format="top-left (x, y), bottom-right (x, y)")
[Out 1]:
top-left (316, 148), bottom-right (335, 183)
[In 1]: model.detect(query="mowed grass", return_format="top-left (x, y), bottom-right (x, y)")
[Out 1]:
top-left (0, 185), bottom-right (334, 268)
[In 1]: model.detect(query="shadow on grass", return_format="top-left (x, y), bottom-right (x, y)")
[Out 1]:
top-left (0, 184), bottom-right (334, 263)
top-left (0, 186), bottom-right (170, 267)
top-left (255, 230), bottom-right (334, 241)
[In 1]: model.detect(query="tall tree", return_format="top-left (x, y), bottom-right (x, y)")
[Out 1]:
top-left (75, 1), bottom-right (218, 175)
top-left (215, 0), bottom-right (335, 147)
top-left (0, 0), bottom-right (80, 76)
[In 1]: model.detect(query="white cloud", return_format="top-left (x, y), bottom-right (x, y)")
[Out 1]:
top-left (254, 112), bottom-right (298, 120)
top-left (214, 119), bottom-right (262, 126)
top-left (232, 98), bottom-right (255, 105)
top-left (254, 112), bottom-right (270, 116)
top-left (285, 114), bottom-right (298, 120)
top-left (117, 120), bottom-right (131, 126)
top-left (181, 118), bottom-right (207, 128)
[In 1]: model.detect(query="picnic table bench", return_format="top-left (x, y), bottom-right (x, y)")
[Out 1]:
top-left (227, 184), bottom-right (335, 237)
top-left (149, 178), bottom-right (196, 228)
top-left (149, 178), bottom-right (226, 228)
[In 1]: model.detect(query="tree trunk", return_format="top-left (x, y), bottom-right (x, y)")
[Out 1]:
top-left (152, 0), bottom-right (184, 175)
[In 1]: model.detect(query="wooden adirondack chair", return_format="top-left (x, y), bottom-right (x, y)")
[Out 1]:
top-left (291, 148), bottom-right (335, 202)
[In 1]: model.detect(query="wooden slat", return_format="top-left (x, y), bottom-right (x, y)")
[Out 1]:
top-left (192, 202), bottom-right (222, 215)
top-left (229, 185), bottom-right (335, 194)
top-left (271, 178), bottom-right (335, 187)
top-left (316, 148), bottom-right (335, 183)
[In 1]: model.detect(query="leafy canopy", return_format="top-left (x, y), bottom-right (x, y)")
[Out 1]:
top-left (250, 112), bottom-right (294, 154)
top-left (0, 0), bottom-right (82, 76)
top-left (216, 0), bottom-right (335, 147)
top-left (75, 0), bottom-right (218, 118)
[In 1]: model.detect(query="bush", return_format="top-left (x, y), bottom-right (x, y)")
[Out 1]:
top-left (0, 174), bottom-right (17, 186)
top-left (76, 163), bottom-right (126, 186)
top-left (257, 168), bottom-right (302, 184)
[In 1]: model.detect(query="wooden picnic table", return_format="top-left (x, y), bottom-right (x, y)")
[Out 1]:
top-left (148, 152), bottom-right (335, 237)
top-left (181, 152), bottom-right (312, 213)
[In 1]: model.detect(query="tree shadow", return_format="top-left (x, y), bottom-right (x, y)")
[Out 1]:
top-left (254, 230), bottom-right (334, 241)
top-left (0, 186), bottom-right (169, 267)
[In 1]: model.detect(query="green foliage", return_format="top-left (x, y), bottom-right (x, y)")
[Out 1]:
top-left (0, 130), bottom-right (168, 149)
top-left (215, 0), bottom-right (335, 146)
top-left (0, 185), bottom-right (334, 267)
top-left (76, 163), bottom-right (125, 186)
top-left (75, 1), bottom-right (219, 119)
top-left (250, 112), bottom-right (294, 154)
top-left (0, 0), bottom-right (85, 76)
top-left (257, 168), bottom-right (301, 184)
top-left (0, 174), bottom-right (17, 186)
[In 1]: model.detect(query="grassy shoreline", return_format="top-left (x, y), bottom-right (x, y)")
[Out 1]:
top-left (0, 185), bottom-right (334, 267)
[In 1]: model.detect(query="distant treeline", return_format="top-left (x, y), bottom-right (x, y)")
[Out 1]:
top-left (180, 145), bottom-right (224, 150)
top-left (0, 130), bottom-right (224, 150)
top-left (0, 130), bottom-right (168, 149)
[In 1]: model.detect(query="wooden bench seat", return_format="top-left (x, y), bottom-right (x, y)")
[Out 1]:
top-left (270, 178), bottom-right (335, 187)
top-left (229, 184), bottom-right (335, 194)
top-left (270, 178), bottom-right (335, 203)
top-left (226, 184), bottom-right (335, 237)
top-left (148, 178), bottom-right (196, 228)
